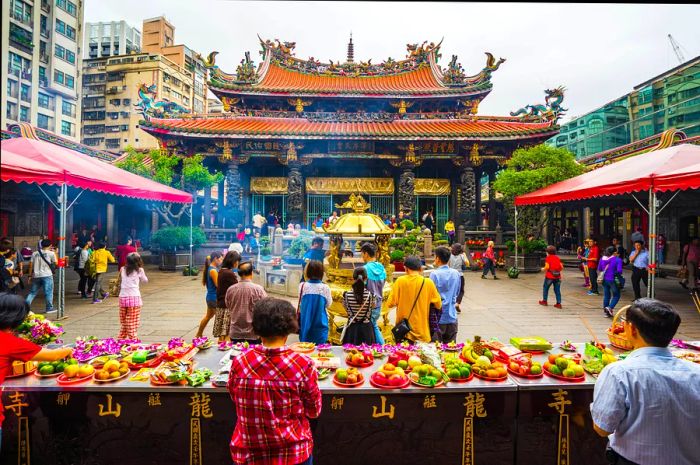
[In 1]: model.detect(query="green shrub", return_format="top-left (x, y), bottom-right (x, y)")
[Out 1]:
top-left (151, 226), bottom-right (206, 251)
top-left (259, 236), bottom-right (270, 246)
top-left (400, 219), bottom-right (415, 231)
top-left (433, 233), bottom-right (443, 240)
top-left (287, 235), bottom-right (313, 258)
top-left (434, 240), bottom-right (449, 246)
top-left (182, 265), bottom-right (199, 276)
top-left (389, 238), bottom-right (407, 248)
top-left (260, 247), bottom-right (272, 256)
top-left (390, 250), bottom-right (405, 262)
top-left (506, 238), bottom-right (547, 254)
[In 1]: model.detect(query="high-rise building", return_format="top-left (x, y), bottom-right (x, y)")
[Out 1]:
top-left (81, 52), bottom-right (196, 151)
top-left (548, 56), bottom-right (700, 159)
top-left (141, 16), bottom-right (207, 114)
top-left (2, 0), bottom-right (84, 140)
top-left (84, 20), bottom-right (141, 59)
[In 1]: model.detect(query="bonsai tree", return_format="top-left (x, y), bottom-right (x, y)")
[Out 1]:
top-left (151, 226), bottom-right (206, 251)
top-left (389, 250), bottom-right (405, 263)
top-left (260, 246), bottom-right (272, 257)
top-left (494, 144), bottom-right (585, 241)
top-left (287, 235), bottom-right (313, 259)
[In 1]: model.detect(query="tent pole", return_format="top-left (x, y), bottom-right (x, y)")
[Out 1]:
top-left (58, 184), bottom-right (67, 319)
top-left (648, 188), bottom-right (657, 299)
top-left (514, 205), bottom-right (519, 268)
top-left (189, 204), bottom-right (193, 272)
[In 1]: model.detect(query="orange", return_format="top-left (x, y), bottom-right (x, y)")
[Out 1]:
top-left (110, 371), bottom-right (121, 379)
top-left (95, 370), bottom-right (110, 380)
top-left (495, 367), bottom-right (507, 377)
top-left (486, 369), bottom-right (499, 378)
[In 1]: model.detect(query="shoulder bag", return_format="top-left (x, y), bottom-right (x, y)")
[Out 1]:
top-left (109, 267), bottom-right (123, 297)
top-left (38, 250), bottom-right (57, 274)
top-left (597, 262), bottom-right (609, 284)
top-left (340, 293), bottom-right (370, 344)
top-left (391, 278), bottom-right (425, 344)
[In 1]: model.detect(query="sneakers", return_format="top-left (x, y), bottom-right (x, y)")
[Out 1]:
top-left (493, 276), bottom-right (499, 280)
top-left (456, 304), bottom-right (461, 313)
top-left (538, 300), bottom-right (548, 306)
top-left (603, 307), bottom-right (613, 318)
top-left (481, 275), bottom-right (487, 279)
top-left (92, 299), bottom-right (102, 304)
top-left (587, 290), bottom-right (599, 296)
top-left (554, 303), bottom-right (562, 309)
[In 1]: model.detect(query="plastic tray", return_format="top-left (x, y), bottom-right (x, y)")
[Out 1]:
top-left (447, 372), bottom-right (473, 383)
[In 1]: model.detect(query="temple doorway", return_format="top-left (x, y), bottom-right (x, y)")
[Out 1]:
top-left (251, 194), bottom-right (287, 226)
top-left (415, 196), bottom-right (449, 233)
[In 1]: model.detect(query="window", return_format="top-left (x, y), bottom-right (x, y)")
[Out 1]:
top-left (62, 100), bottom-right (75, 117)
top-left (55, 19), bottom-right (76, 40)
top-left (54, 70), bottom-right (75, 89)
top-left (38, 93), bottom-right (51, 109)
top-left (19, 106), bottom-right (29, 122)
top-left (61, 121), bottom-right (73, 136)
top-left (37, 113), bottom-right (51, 130)
top-left (65, 74), bottom-right (74, 89)
top-left (9, 52), bottom-right (31, 74)
top-left (6, 102), bottom-right (17, 120)
top-left (54, 44), bottom-right (76, 64)
top-left (20, 84), bottom-right (30, 102)
top-left (56, 0), bottom-right (77, 16)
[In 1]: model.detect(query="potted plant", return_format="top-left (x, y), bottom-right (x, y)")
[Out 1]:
top-left (390, 250), bottom-right (405, 271)
top-left (182, 265), bottom-right (199, 277)
top-left (284, 234), bottom-right (313, 265)
top-left (151, 226), bottom-right (206, 271)
top-left (506, 238), bottom-right (547, 272)
top-left (260, 246), bottom-right (272, 259)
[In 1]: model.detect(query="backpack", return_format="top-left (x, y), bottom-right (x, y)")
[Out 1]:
top-left (85, 253), bottom-right (97, 278)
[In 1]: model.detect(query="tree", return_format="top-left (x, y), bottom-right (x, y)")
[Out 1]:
top-left (494, 144), bottom-right (585, 240)
top-left (116, 146), bottom-right (223, 226)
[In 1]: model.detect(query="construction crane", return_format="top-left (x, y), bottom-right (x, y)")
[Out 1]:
top-left (668, 34), bottom-right (686, 64)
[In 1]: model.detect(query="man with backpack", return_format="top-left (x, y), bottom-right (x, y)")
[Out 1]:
top-left (26, 239), bottom-right (57, 313)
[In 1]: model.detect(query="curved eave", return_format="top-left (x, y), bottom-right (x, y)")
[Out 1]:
top-left (209, 85), bottom-right (492, 100)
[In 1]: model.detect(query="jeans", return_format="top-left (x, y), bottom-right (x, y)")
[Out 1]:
top-left (542, 278), bottom-right (561, 304)
top-left (482, 258), bottom-right (496, 277)
top-left (296, 456), bottom-right (313, 465)
top-left (93, 273), bottom-right (107, 302)
top-left (589, 267), bottom-right (599, 292)
top-left (25, 276), bottom-right (54, 310)
top-left (370, 306), bottom-right (384, 345)
top-left (631, 267), bottom-right (648, 299)
top-left (656, 249), bottom-right (664, 264)
top-left (603, 280), bottom-right (621, 310)
top-left (77, 268), bottom-right (88, 297)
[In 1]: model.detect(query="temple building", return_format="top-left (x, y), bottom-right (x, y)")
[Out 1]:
top-left (138, 38), bottom-right (565, 232)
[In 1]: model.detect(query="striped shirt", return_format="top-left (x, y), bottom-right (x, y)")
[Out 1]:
top-left (590, 346), bottom-right (700, 465)
top-left (227, 345), bottom-right (322, 465)
top-left (343, 289), bottom-right (375, 324)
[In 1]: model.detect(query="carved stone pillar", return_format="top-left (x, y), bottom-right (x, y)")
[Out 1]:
top-left (203, 186), bottom-right (212, 227)
top-left (474, 170), bottom-right (482, 230)
top-left (488, 169), bottom-right (497, 230)
top-left (398, 167), bottom-right (415, 217)
top-left (217, 179), bottom-right (225, 227)
top-left (286, 164), bottom-right (304, 225)
top-left (458, 165), bottom-right (477, 229)
top-left (226, 162), bottom-right (243, 226)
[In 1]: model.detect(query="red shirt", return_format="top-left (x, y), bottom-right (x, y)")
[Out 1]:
top-left (116, 244), bottom-right (137, 269)
top-left (227, 345), bottom-right (322, 465)
top-left (545, 254), bottom-right (563, 280)
top-left (0, 331), bottom-right (41, 426)
top-left (587, 245), bottom-right (599, 269)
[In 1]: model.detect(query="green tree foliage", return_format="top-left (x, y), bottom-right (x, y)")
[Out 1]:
top-left (494, 144), bottom-right (585, 241)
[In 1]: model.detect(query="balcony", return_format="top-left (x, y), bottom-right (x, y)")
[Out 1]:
top-left (105, 86), bottom-right (126, 94)
top-left (9, 30), bottom-right (34, 53)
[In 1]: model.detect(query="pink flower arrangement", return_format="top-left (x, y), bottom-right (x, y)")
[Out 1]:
top-left (15, 312), bottom-right (64, 345)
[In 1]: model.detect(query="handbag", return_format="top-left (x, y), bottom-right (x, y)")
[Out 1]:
top-left (391, 278), bottom-right (425, 344)
top-left (109, 268), bottom-right (123, 296)
top-left (597, 262), bottom-right (609, 284)
top-left (340, 293), bottom-right (370, 344)
top-left (614, 272), bottom-right (625, 289)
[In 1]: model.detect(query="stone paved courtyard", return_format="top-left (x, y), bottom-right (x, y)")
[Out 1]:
top-left (24, 264), bottom-right (699, 345)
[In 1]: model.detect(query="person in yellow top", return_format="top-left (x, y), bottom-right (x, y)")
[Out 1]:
top-left (444, 219), bottom-right (456, 245)
top-left (386, 256), bottom-right (442, 343)
top-left (90, 242), bottom-right (116, 303)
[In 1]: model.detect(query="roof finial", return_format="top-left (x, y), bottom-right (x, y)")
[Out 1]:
top-left (347, 32), bottom-right (354, 63)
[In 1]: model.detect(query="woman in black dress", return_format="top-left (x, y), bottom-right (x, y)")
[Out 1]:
top-left (341, 267), bottom-right (376, 345)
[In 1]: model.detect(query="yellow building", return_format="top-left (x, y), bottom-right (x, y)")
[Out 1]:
top-left (81, 52), bottom-right (195, 151)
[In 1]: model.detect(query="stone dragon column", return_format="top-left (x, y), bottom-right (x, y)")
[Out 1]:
top-left (279, 142), bottom-right (309, 225)
top-left (393, 143), bottom-right (421, 219)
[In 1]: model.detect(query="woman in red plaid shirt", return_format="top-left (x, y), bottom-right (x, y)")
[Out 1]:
top-left (227, 297), bottom-right (322, 465)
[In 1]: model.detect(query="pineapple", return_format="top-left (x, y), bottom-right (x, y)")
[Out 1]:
top-left (472, 335), bottom-right (485, 356)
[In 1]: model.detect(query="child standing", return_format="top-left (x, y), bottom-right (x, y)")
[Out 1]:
top-left (539, 245), bottom-right (563, 308)
top-left (90, 242), bottom-right (116, 303)
top-left (117, 253), bottom-right (148, 339)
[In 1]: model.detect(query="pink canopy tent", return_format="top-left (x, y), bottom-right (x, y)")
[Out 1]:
top-left (1, 133), bottom-right (192, 318)
top-left (515, 143), bottom-right (700, 297)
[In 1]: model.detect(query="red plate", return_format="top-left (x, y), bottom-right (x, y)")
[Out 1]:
top-left (127, 356), bottom-right (162, 370)
top-left (369, 373), bottom-right (411, 390)
top-left (544, 368), bottom-right (586, 382)
top-left (93, 370), bottom-right (130, 383)
top-left (447, 372), bottom-right (474, 383)
top-left (150, 376), bottom-right (187, 386)
top-left (408, 373), bottom-right (445, 388)
top-left (6, 365), bottom-right (37, 378)
top-left (519, 349), bottom-right (546, 354)
top-left (332, 375), bottom-right (365, 388)
top-left (507, 366), bottom-right (543, 379)
top-left (56, 373), bottom-right (94, 385)
top-left (345, 358), bottom-right (374, 368)
top-left (473, 372), bottom-right (508, 382)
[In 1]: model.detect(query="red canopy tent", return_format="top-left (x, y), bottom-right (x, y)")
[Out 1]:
top-left (515, 143), bottom-right (700, 297)
top-left (1, 132), bottom-right (192, 318)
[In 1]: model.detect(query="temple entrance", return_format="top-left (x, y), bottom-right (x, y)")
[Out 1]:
top-left (251, 194), bottom-right (287, 226)
top-left (306, 194), bottom-right (394, 228)
top-left (415, 196), bottom-right (449, 233)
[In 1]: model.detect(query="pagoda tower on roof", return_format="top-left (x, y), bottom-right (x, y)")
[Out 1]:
top-left (138, 37), bottom-right (565, 232)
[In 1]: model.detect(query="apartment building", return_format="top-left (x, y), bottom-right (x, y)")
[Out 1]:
top-left (84, 20), bottom-right (141, 59)
top-left (141, 16), bottom-right (207, 114)
top-left (2, 0), bottom-right (83, 140)
top-left (81, 52), bottom-right (195, 151)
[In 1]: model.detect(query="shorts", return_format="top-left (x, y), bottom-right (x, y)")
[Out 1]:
top-left (206, 300), bottom-right (217, 310)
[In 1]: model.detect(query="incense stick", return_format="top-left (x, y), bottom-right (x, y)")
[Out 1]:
top-left (579, 314), bottom-right (601, 346)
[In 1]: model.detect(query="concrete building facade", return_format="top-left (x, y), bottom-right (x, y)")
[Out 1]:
top-left (84, 20), bottom-right (141, 59)
top-left (2, 0), bottom-right (84, 140)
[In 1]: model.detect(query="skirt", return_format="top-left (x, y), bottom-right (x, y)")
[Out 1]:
top-left (341, 322), bottom-right (376, 346)
top-left (212, 307), bottom-right (231, 338)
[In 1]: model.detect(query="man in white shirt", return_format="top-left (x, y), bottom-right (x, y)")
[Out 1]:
top-left (26, 239), bottom-right (57, 313)
top-left (328, 211), bottom-right (339, 224)
top-left (252, 212), bottom-right (266, 233)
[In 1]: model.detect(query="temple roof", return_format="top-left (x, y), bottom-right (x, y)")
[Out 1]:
top-left (203, 39), bottom-right (506, 99)
top-left (140, 116), bottom-right (557, 141)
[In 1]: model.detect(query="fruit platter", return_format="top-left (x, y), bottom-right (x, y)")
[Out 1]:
top-left (461, 336), bottom-right (495, 364)
top-left (316, 368), bottom-right (332, 381)
top-left (370, 363), bottom-right (411, 389)
top-left (408, 363), bottom-right (447, 388)
top-left (543, 354), bottom-right (586, 382)
top-left (290, 342), bottom-right (316, 354)
top-left (507, 353), bottom-right (543, 378)
top-left (672, 350), bottom-right (700, 364)
top-left (442, 353), bottom-right (472, 382)
top-left (36, 357), bottom-right (76, 378)
top-left (333, 367), bottom-right (365, 387)
top-left (471, 358), bottom-right (508, 381)
top-left (122, 349), bottom-right (162, 369)
top-left (57, 364), bottom-right (95, 385)
top-left (150, 360), bottom-right (194, 385)
top-left (344, 348), bottom-right (374, 368)
top-left (94, 360), bottom-right (131, 383)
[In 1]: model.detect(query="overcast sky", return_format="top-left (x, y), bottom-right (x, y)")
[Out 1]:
top-left (85, 1), bottom-right (700, 123)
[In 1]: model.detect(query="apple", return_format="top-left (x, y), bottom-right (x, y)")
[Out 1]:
top-left (352, 354), bottom-right (364, 365)
top-left (389, 374), bottom-right (404, 387)
top-left (346, 374), bottom-right (358, 384)
top-left (548, 354), bottom-right (558, 365)
top-left (543, 361), bottom-right (552, 372)
top-left (509, 362), bottom-right (519, 372)
top-left (387, 354), bottom-right (399, 366)
top-left (374, 371), bottom-right (387, 382)
top-left (397, 360), bottom-right (408, 370)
